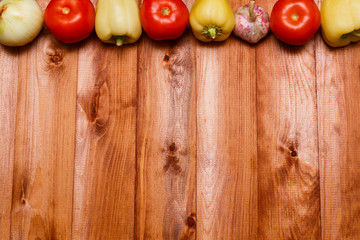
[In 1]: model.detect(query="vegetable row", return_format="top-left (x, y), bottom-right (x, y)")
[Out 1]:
top-left (0, 0), bottom-right (359, 48)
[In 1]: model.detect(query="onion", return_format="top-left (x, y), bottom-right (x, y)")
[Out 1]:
top-left (0, 0), bottom-right (44, 46)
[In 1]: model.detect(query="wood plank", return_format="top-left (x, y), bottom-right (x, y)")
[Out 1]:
top-left (72, 36), bottom-right (137, 238)
top-left (0, 46), bottom-right (18, 239)
top-left (316, 32), bottom-right (360, 239)
top-left (10, 19), bottom-right (77, 240)
top-left (194, 10), bottom-right (257, 240)
top-left (256, 1), bottom-right (321, 238)
top-left (135, 32), bottom-right (196, 239)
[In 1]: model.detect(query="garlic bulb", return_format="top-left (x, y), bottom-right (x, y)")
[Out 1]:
top-left (233, 1), bottom-right (269, 43)
top-left (0, 0), bottom-right (44, 46)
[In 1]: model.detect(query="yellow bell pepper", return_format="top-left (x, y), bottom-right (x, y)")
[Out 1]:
top-left (321, 0), bottom-right (360, 47)
top-left (190, 0), bottom-right (235, 42)
top-left (95, 0), bottom-right (142, 46)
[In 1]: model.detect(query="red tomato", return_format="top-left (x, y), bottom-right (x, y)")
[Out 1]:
top-left (270, 0), bottom-right (320, 45)
top-left (140, 0), bottom-right (189, 40)
top-left (44, 0), bottom-right (95, 43)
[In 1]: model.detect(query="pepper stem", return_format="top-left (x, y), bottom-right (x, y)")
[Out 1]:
top-left (352, 31), bottom-right (360, 37)
top-left (249, 1), bottom-right (256, 22)
top-left (116, 36), bottom-right (126, 46)
top-left (202, 24), bottom-right (222, 40)
top-left (208, 28), bottom-right (217, 39)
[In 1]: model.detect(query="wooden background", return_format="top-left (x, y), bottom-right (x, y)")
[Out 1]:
top-left (1, 0), bottom-right (360, 239)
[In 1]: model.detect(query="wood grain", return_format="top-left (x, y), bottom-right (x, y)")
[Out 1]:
top-left (256, 1), bottom-right (321, 239)
top-left (10, 27), bottom-right (78, 239)
top-left (194, 10), bottom-right (258, 240)
top-left (316, 33), bottom-right (360, 239)
top-left (0, 46), bottom-right (18, 239)
top-left (1, 0), bottom-right (360, 238)
top-left (135, 31), bottom-right (196, 239)
top-left (72, 35), bottom-right (137, 238)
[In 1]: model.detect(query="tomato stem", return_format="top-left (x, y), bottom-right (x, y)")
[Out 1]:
top-left (62, 7), bottom-right (70, 15)
top-left (291, 13), bottom-right (299, 21)
top-left (161, 7), bottom-right (170, 16)
top-left (249, 1), bottom-right (256, 22)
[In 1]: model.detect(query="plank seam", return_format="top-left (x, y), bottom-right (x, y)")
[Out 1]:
top-left (314, 30), bottom-right (323, 240)
top-left (134, 37), bottom-right (140, 240)
top-left (9, 47), bottom-right (21, 239)
top-left (194, 40), bottom-right (198, 240)
top-left (70, 44), bottom-right (81, 240)
top-left (255, 41), bottom-right (259, 239)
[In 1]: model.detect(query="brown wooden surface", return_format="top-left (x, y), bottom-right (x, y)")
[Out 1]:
top-left (316, 21), bottom-right (360, 240)
top-left (1, 0), bottom-right (360, 239)
top-left (136, 33), bottom-right (195, 239)
top-left (0, 44), bottom-right (18, 240)
top-left (72, 34), bottom-right (137, 238)
top-left (10, 30), bottom-right (77, 240)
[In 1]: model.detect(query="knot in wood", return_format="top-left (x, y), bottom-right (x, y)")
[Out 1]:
top-left (187, 216), bottom-right (195, 228)
top-left (46, 48), bottom-right (64, 66)
top-left (163, 155), bottom-right (181, 174)
top-left (51, 54), bottom-right (62, 64)
top-left (90, 90), bottom-right (100, 120)
top-left (164, 143), bottom-right (182, 174)
top-left (163, 54), bottom-right (170, 62)
top-left (168, 143), bottom-right (176, 152)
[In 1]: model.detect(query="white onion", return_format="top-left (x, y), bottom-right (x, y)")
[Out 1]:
top-left (0, 0), bottom-right (44, 46)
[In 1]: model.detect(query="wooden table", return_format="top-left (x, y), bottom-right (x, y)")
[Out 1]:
top-left (1, 0), bottom-right (360, 239)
